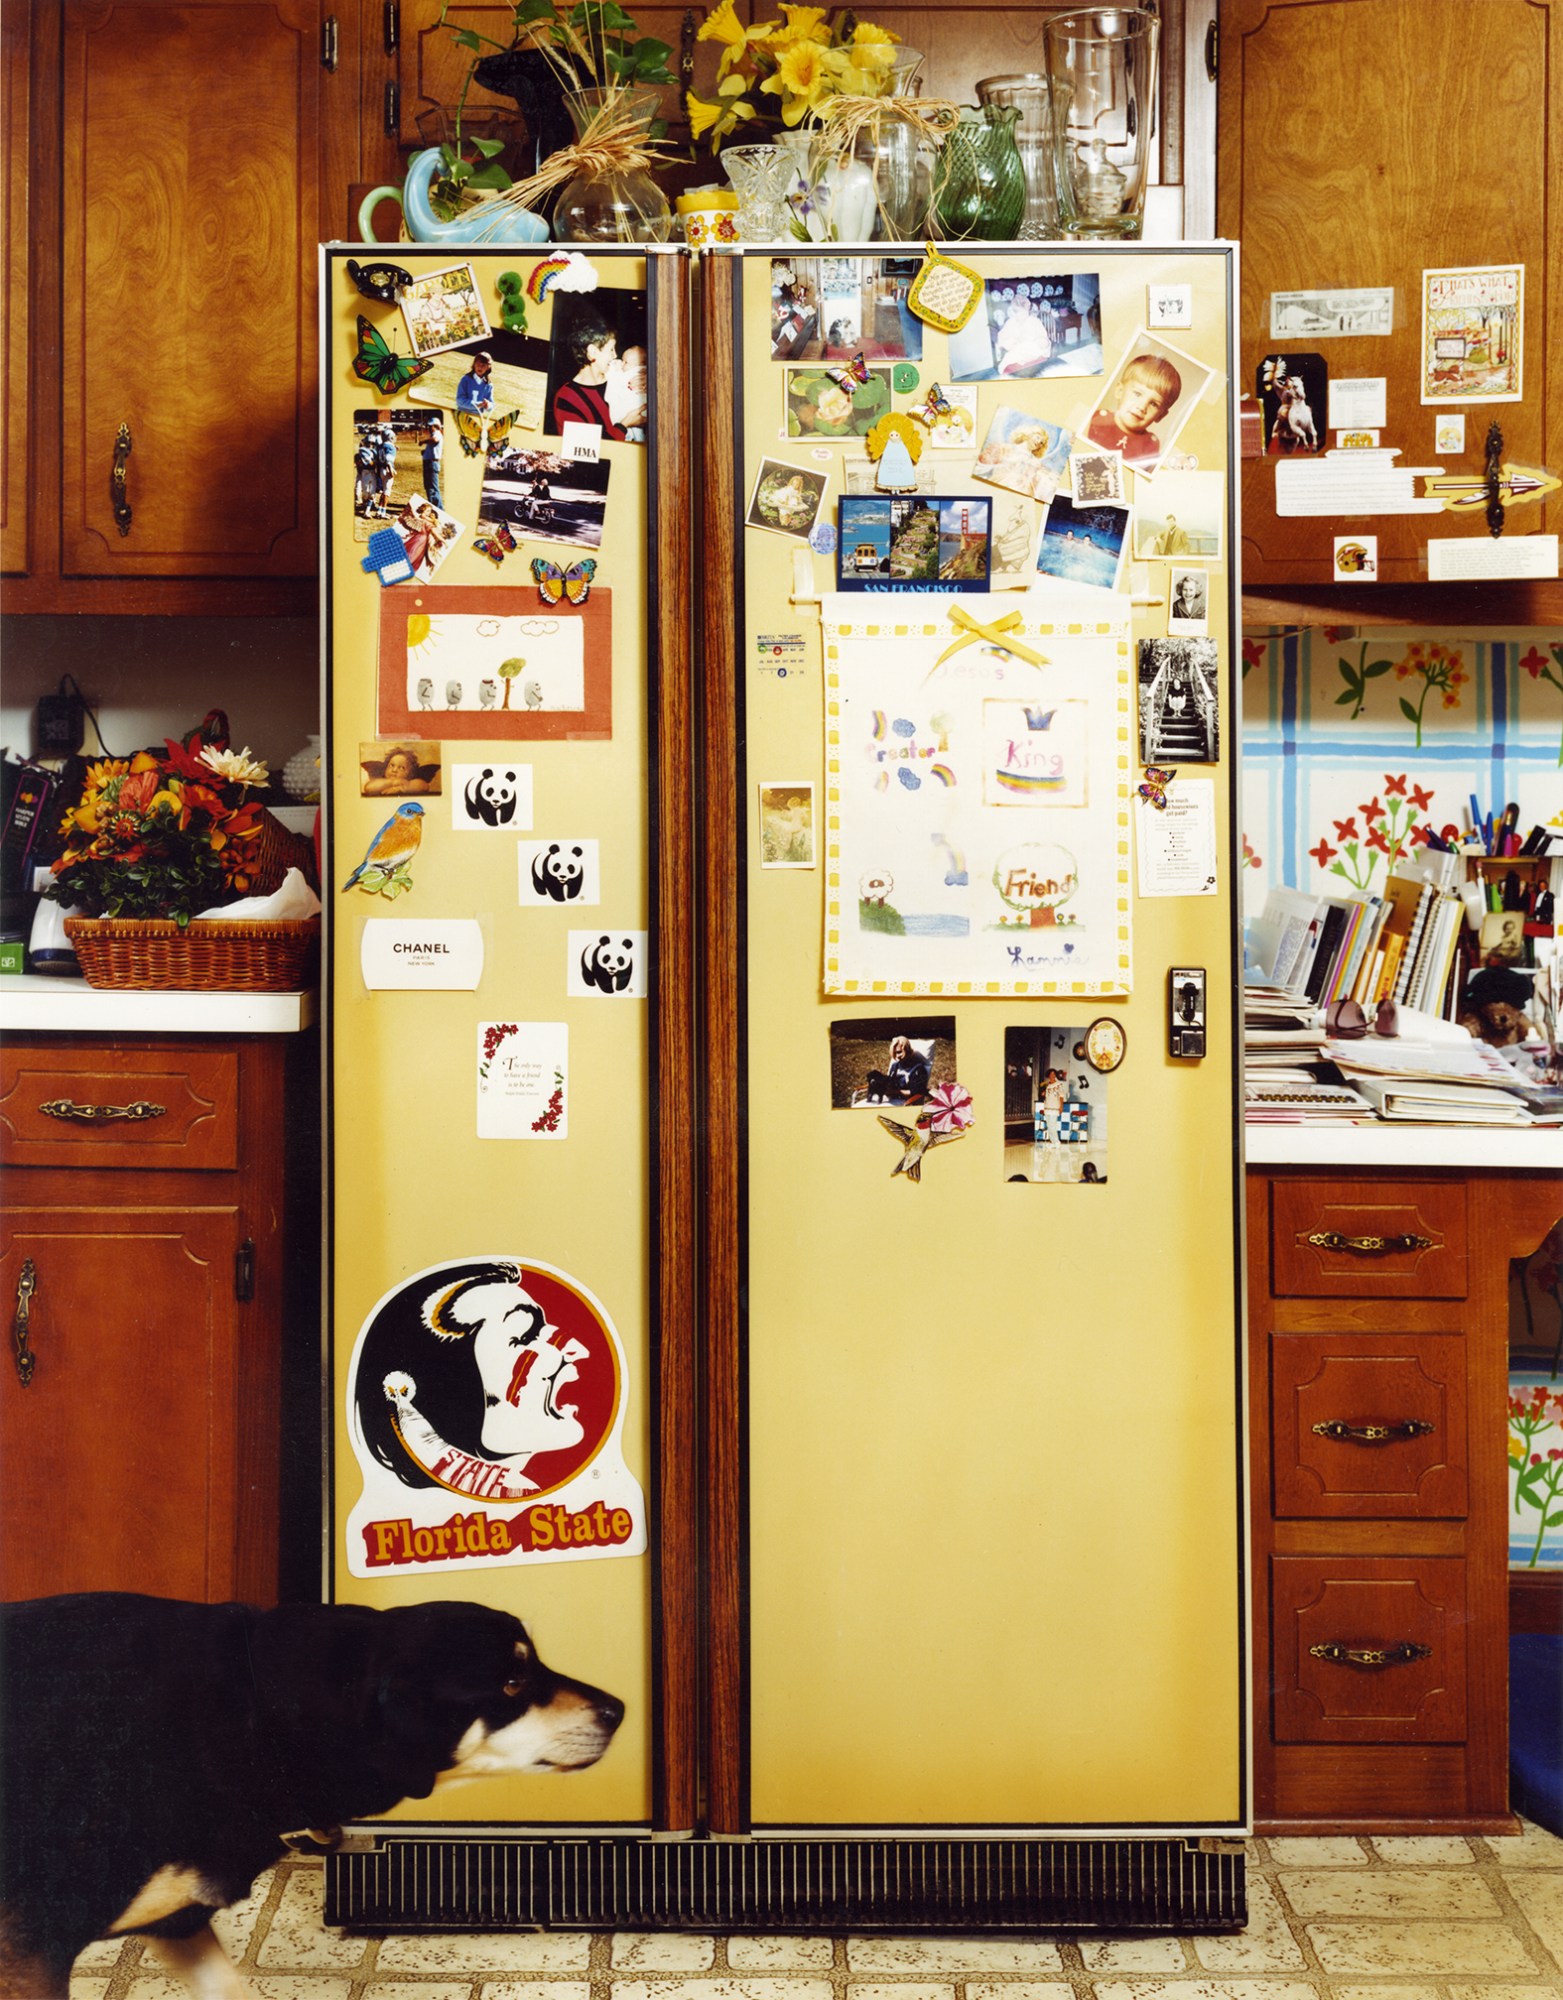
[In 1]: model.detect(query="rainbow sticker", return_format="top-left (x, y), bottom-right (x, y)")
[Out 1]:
top-left (524, 252), bottom-right (599, 302)
top-left (870, 711), bottom-right (888, 739)
top-left (994, 768), bottom-right (1068, 796)
top-left (929, 763), bottom-right (956, 786)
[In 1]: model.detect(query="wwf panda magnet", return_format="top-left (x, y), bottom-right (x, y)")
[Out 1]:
top-left (451, 762), bottom-right (534, 830)
top-left (518, 839), bottom-right (600, 908)
top-left (567, 930), bottom-right (647, 999)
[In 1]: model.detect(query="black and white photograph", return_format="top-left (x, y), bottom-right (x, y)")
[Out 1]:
top-left (1166, 567), bottom-right (1210, 635)
top-left (1131, 469), bottom-right (1225, 561)
top-left (1138, 638), bottom-right (1220, 765)
top-left (479, 444), bottom-right (610, 551)
top-left (1268, 286), bottom-right (1395, 340)
top-left (829, 1016), bottom-right (957, 1109)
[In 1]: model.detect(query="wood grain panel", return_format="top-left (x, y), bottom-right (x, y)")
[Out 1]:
top-left (647, 252), bottom-right (699, 1835)
top-left (1272, 1557), bottom-right (1467, 1743)
top-left (61, 1), bottom-right (319, 576)
top-left (1218, 0), bottom-right (1562, 589)
top-left (1, 0), bottom-right (30, 574)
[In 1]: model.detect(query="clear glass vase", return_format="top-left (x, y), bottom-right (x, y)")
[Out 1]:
top-left (931, 104), bottom-right (1026, 241)
top-left (721, 144), bottom-right (795, 243)
top-left (803, 50), bottom-right (934, 243)
top-left (975, 73), bottom-right (1059, 239)
top-left (552, 88), bottom-right (673, 244)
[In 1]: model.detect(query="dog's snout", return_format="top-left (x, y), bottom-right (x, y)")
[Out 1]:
top-left (595, 1691), bottom-right (625, 1734)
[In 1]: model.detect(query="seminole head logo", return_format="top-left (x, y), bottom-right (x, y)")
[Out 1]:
top-left (352, 1259), bottom-right (621, 1505)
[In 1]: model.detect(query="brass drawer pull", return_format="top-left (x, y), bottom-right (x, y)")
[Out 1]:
top-left (1300, 1230), bottom-right (1435, 1255)
top-left (38, 1097), bottom-right (167, 1125)
top-left (1310, 1640), bottom-right (1432, 1669)
top-left (13, 1258), bottom-right (36, 1386)
top-left (1312, 1419), bottom-right (1436, 1445)
top-left (112, 421), bottom-right (133, 536)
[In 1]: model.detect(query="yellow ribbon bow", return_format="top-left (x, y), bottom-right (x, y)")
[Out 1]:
top-left (930, 603), bottom-right (1049, 676)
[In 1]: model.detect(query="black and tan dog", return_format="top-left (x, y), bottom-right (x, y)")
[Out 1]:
top-left (0, 1593), bottom-right (623, 1999)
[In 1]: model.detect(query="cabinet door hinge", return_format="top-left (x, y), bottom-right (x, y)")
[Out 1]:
top-left (1204, 19), bottom-right (1218, 81)
top-left (384, 0), bottom-right (399, 55)
top-left (235, 1239), bottom-right (256, 1304)
top-left (384, 79), bottom-right (400, 137)
top-left (322, 15), bottom-right (339, 71)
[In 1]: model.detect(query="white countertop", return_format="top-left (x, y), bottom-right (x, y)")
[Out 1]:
top-left (0, 973), bottom-right (317, 1035)
top-left (1244, 1122), bottom-right (1563, 1171)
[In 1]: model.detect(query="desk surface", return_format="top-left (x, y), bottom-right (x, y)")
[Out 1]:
top-left (0, 974), bottom-right (317, 1035)
top-left (1245, 1124), bottom-right (1563, 1171)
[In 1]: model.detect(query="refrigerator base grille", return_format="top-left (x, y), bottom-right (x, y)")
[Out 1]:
top-left (325, 1836), bottom-right (1246, 1934)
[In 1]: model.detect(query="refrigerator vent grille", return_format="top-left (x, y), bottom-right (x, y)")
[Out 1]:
top-left (326, 1837), bottom-right (1245, 1933)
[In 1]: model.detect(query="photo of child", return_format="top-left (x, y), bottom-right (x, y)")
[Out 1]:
top-left (972, 406), bottom-right (1072, 505)
top-left (948, 274), bottom-right (1103, 383)
top-left (1081, 331), bottom-right (1214, 476)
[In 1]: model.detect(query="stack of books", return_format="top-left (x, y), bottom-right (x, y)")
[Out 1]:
top-left (1242, 984), bottom-right (1372, 1120)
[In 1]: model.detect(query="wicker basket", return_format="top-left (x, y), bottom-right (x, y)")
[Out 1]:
top-left (65, 917), bottom-right (320, 992)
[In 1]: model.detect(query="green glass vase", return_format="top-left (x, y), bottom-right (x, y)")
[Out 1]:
top-left (932, 104), bottom-right (1026, 242)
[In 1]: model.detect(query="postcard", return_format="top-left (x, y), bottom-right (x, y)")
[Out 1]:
top-left (1002, 1024), bottom-right (1110, 1185)
top-left (972, 405), bottom-right (1072, 504)
top-left (399, 261), bottom-right (490, 358)
top-left (783, 363), bottom-right (894, 440)
top-left (360, 740), bottom-right (440, 796)
top-left (758, 781), bottom-right (816, 869)
top-left (1269, 287), bottom-right (1394, 339)
top-left (747, 457), bottom-right (830, 541)
top-left (1081, 330), bottom-right (1215, 477)
top-left (1421, 264), bottom-right (1523, 403)
top-left (390, 493), bottom-right (463, 581)
top-left (769, 254), bottom-right (924, 362)
top-left (408, 328), bottom-right (551, 433)
top-left (837, 494), bottom-right (992, 592)
top-left (828, 1014), bottom-right (957, 1109)
top-left (947, 273), bottom-right (1103, 383)
top-left (1166, 567), bottom-right (1211, 634)
top-left (478, 443), bottom-right (610, 551)
top-left (1034, 492), bottom-right (1128, 593)
top-left (477, 1021), bottom-right (568, 1141)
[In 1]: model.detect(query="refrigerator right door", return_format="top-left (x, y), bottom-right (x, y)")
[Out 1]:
top-left (705, 243), bottom-right (1247, 1835)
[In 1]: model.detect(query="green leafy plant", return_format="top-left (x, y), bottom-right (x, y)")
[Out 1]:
top-left (1333, 639), bottom-right (1394, 720)
top-left (1509, 1382), bottom-right (1563, 1568)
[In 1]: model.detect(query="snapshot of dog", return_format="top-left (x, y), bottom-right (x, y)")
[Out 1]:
top-left (1256, 352), bottom-right (1327, 455)
top-left (829, 1015), bottom-right (958, 1109)
top-left (0, 1592), bottom-right (622, 1998)
top-left (769, 254), bottom-right (924, 362)
top-left (1002, 1024), bottom-right (1110, 1183)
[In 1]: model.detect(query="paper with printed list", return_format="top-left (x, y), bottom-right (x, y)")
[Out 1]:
top-left (1136, 778), bottom-right (1218, 896)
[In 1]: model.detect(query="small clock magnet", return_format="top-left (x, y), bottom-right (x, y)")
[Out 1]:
top-left (1169, 966), bottom-right (1206, 1059)
top-left (1083, 1017), bottom-right (1127, 1073)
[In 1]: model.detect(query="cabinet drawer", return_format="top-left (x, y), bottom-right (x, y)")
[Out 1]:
top-left (1272, 1334), bottom-right (1468, 1518)
top-left (1271, 1180), bottom-right (1466, 1298)
top-left (1272, 1556), bottom-right (1467, 1744)
top-left (0, 1048), bottom-right (238, 1170)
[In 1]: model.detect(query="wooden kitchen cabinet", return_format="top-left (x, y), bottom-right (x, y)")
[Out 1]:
top-left (5, 0), bottom-right (365, 612)
top-left (1217, 0), bottom-right (1563, 620)
top-left (1247, 1165), bottom-right (1563, 1833)
top-left (0, 1030), bottom-right (317, 1604)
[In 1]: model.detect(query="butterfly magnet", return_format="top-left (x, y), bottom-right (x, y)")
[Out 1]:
top-left (532, 556), bottom-right (597, 606)
top-left (474, 523), bottom-right (517, 567)
top-left (353, 316), bottom-right (433, 397)
top-left (1137, 765), bottom-right (1176, 810)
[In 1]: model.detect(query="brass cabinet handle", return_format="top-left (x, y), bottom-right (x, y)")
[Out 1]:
top-left (1311, 1419), bottom-right (1436, 1445)
top-left (1309, 1640), bottom-right (1432, 1669)
top-left (38, 1097), bottom-right (166, 1124)
top-left (1300, 1230), bottom-right (1435, 1255)
top-left (12, 1258), bottom-right (36, 1386)
top-left (112, 421), bottom-right (133, 536)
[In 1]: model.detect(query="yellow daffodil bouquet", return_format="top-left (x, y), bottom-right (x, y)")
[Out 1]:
top-left (686, 2), bottom-right (904, 150)
top-left (45, 728), bottom-right (274, 927)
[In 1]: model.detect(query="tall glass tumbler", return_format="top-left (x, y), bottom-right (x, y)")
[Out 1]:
top-left (1042, 9), bottom-right (1160, 240)
top-left (975, 74), bottom-right (1059, 240)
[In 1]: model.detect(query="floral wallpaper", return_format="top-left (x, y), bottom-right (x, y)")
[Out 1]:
top-left (1240, 627), bottom-right (1563, 902)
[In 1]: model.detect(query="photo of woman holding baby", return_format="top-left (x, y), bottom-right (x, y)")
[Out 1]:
top-left (545, 291), bottom-right (648, 444)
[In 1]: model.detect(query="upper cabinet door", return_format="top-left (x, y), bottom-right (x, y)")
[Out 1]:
top-left (2, 1), bottom-right (30, 576)
top-left (1218, 0), bottom-right (1562, 588)
top-left (60, 1), bottom-right (322, 578)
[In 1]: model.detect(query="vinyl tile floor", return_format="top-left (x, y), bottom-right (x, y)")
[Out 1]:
top-left (66, 1821), bottom-right (1563, 2000)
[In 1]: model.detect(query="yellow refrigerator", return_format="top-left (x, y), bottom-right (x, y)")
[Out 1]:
top-left (322, 238), bottom-right (1248, 1935)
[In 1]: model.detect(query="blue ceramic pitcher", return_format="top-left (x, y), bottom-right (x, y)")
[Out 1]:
top-left (357, 149), bottom-right (549, 247)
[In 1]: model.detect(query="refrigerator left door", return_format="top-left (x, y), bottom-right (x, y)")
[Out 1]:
top-left (321, 244), bottom-right (695, 1832)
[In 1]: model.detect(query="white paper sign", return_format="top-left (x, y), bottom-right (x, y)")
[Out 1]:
top-left (559, 421), bottom-right (602, 463)
top-left (451, 762), bottom-right (534, 830)
top-left (361, 918), bottom-right (485, 989)
top-left (568, 929), bottom-right (647, 998)
top-left (518, 839), bottom-right (601, 907)
top-left (477, 1021), bottom-right (568, 1139)
top-left (1135, 779), bottom-right (1218, 897)
top-left (1328, 377), bottom-right (1388, 429)
top-left (1426, 533), bottom-right (1559, 582)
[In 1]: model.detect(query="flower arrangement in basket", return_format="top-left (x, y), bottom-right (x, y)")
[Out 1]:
top-left (44, 723), bottom-right (320, 991)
